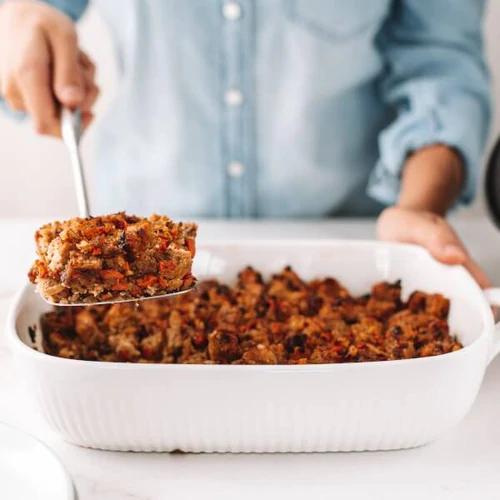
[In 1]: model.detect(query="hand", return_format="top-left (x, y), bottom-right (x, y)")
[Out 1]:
top-left (377, 206), bottom-right (491, 288)
top-left (0, 0), bottom-right (99, 136)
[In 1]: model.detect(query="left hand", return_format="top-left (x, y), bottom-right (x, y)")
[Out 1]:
top-left (377, 206), bottom-right (491, 288)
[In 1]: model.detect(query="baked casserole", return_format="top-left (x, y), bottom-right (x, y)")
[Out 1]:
top-left (39, 266), bottom-right (461, 363)
top-left (29, 212), bottom-right (196, 304)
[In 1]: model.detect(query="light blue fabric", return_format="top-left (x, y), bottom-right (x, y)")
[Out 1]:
top-left (40, 0), bottom-right (490, 217)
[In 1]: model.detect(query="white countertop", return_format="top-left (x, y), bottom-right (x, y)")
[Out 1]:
top-left (2, 216), bottom-right (500, 500)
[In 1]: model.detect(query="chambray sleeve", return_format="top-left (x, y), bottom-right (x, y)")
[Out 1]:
top-left (40, 0), bottom-right (88, 22)
top-left (367, 0), bottom-right (491, 206)
top-left (0, 0), bottom-right (88, 117)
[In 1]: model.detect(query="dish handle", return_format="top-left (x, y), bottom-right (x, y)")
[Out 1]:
top-left (483, 288), bottom-right (500, 364)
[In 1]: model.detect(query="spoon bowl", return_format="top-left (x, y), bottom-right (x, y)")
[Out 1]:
top-left (40, 284), bottom-right (197, 307)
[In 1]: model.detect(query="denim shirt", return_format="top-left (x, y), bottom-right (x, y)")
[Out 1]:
top-left (44, 0), bottom-right (490, 218)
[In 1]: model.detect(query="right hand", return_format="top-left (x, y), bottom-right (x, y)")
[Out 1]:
top-left (0, 0), bottom-right (99, 136)
top-left (377, 206), bottom-right (491, 288)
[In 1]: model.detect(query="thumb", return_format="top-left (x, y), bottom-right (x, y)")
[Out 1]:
top-left (427, 239), bottom-right (490, 288)
top-left (378, 208), bottom-right (491, 288)
top-left (401, 213), bottom-right (491, 288)
top-left (48, 27), bottom-right (84, 107)
top-left (427, 240), bottom-right (468, 266)
top-left (407, 214), bottom-right (468, 265)
top-left (379, 208), bottom-right (467, 264)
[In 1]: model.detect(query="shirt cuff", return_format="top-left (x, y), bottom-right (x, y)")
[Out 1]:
top-left (0, 100), bottom-right (25, 121)
top-left (367, 108), bottom-right (480, 208)
top-left (40, 0), bottom-right (88, 22)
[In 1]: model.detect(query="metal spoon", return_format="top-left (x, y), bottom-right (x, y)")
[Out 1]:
top-left (61, 108), bottom-right (90, 217)
top-left (42, 109), bottom-right (196, 307)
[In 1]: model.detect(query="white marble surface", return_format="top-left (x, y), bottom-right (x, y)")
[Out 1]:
top-left (3, 216), bottom-right (500, 500)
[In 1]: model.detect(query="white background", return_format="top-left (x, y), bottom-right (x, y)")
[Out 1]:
top-left (1, 2), bottom-right (499, 218)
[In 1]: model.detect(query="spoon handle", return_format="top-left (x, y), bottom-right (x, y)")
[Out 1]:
top-left (61, 108), bottom-right (90, 218)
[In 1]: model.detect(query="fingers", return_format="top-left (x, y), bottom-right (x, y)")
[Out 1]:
top-left (81, 111), bottom-right (94, 130)
top-left (379, 208), bottom-right (464, 262)
top-left (2, 43), bottom-right (98, 136)
top-left (377, 207), bottom-right (491, 288)
top-left (80, 69), bottom-right (99, 113)
top-left (415, 216), bottom-right (468, 266)
top-left (422, 220), bottom-right (490, 287)
top-left (378, 208), bottom-right (461, 259)
top-left (48, 25), bottom-right (84, 108)
top-left (79, 50), bottom-right (95, 78)
top-left (15, 31), bottom-right (59, 135)
top-left (2, 78), bottom-right (25, 112)
top-left (0, 1), bottom-right (98, 136)
top-left (78, 51), bottom-right (99, 130)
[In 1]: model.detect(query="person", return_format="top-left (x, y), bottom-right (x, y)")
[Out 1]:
top-left (0, 0), bottom-right (491, 285)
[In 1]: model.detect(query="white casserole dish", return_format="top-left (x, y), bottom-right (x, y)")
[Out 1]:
top-left (7, 240), bottom-right (500, 453)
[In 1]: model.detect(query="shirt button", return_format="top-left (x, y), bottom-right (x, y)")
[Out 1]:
top-left (225, 88), bottom-right (244, 107)
top-left (223, 2), bottom-right (242, 21)
top-left (227, 161), bottom-right (245, 177)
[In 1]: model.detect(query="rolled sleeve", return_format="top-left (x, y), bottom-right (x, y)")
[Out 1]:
top-left (367, 0), bottom-right (491, 207)
top-left (41, 0), bottom-right (88, 21)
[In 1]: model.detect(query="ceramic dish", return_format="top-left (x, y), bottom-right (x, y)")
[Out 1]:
top-left (7, 240), bottom-right (500, 452)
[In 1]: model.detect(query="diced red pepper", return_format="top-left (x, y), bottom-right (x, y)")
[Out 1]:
top-left (158, 277), bottom-right (170, 288)
top-left (100, 269), bottom-right (125, 281)
top-left (158, 237), bottom-right (171, 252)
top-left (159, 260), bottom-right (176, 274)
top-left (182, 273), bottom-right (195, 288)
top-left (111, 282), bottom-right (129, 291)
top-left (192, 332), bottom-right (207, 348)
top-left (186, 238), bottom-right (196, 257)
top-left (35, 261), bottom-right (49, 278)
top-left (137, 275), bottom-right (158, 288)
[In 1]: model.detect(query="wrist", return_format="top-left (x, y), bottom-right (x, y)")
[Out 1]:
top-left (397, 144), bottom-right (464, 216)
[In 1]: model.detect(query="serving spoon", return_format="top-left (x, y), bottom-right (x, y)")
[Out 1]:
top-left (41, 109), bottom-right (196, 307)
